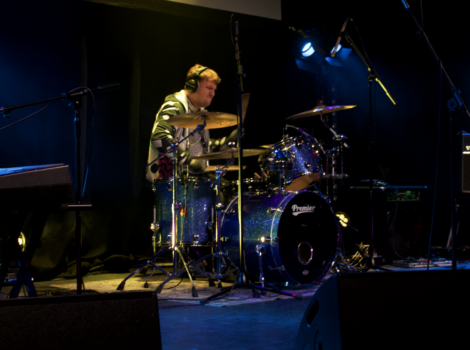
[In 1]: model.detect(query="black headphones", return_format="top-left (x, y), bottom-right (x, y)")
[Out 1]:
top-left (185, 66), bottom-right (208, 93)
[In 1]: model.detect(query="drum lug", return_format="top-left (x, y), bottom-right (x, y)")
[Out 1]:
top-left (267, 207), bottom-right (283, 214)
top-left (215, 203), bottom-right (225, 214)
top-left (193, 233), bottom-right (200, 246)
top-left (166, 183), bottom-right (172, 191)
top-left (220, 237), bottom-right (229, 242)
top-left (304, 161), bottom-right (312, 169)
top-left (150, 222), bottom-right (160, 232)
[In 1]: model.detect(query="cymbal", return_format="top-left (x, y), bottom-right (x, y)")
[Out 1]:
top-left (259, 144), bottom-right (274, 149)
top-left (193, 148), bottom-right (266, 160)
top-left (286, 105), bottom-right (356, 120)
top-left (205, 165), bottom-right (247, 172)
top-left (168, 111), bottom-right (237, 129)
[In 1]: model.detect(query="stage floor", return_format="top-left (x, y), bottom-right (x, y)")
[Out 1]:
top-left (1, 261), bottom-right (469, 349)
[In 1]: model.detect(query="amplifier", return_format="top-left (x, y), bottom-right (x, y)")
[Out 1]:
top-left (458, 131), bottom-right (470, 193)
top-left (342, 183), bottom-right (428, 262)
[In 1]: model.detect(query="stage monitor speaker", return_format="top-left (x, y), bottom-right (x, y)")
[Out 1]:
top-left (295, 270), bottom-right (470, 350)
top-left (0, 291), bottom-right (161, 350)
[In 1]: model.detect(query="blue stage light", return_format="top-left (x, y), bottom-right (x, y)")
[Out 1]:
top-left (301, 42), bottom-right (314, 57)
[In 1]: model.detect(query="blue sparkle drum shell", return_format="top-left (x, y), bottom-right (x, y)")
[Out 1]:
top-left (153, 177), bottom-right (215, 246)
top-left (259, 136), bottom-right (324, 192)
top-left (221, 191), bottom-right (339, 286)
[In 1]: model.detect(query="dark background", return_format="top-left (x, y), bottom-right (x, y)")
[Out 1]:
top-left (1, 0), bottom-right (468, 279)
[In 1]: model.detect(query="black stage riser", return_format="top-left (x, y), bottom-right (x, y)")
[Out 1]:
top-left (295, 270), bottom-right (470, 350)
top-left (0, 291), bottom-right (161, 350)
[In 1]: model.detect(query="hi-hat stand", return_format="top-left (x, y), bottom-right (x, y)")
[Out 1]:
top-left (117, 123), bottom-right (208, 296)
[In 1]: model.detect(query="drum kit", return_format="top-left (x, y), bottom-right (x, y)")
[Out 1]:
top-left (117, 102), bottom-right (356, 296)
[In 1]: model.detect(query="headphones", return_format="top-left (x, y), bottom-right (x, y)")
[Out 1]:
top-left (185, 66), bottom-right (209, 93)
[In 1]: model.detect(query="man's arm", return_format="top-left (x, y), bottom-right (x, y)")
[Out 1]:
top-left (150, 98), bottom-right (203, 171)
top-left (210, 128), bottom-right (238, 153)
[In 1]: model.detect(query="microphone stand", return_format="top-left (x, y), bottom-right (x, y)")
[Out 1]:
top-left (235, 19), bottom-right (248, 287)
top-left (200, 19), bottom-right (302, 304)
top-left (343, 28), bottom-right (396, 272)
top-left (401, 0), bottom-right (470, 271)
top-left (1, 83), bottom-right (119, 294)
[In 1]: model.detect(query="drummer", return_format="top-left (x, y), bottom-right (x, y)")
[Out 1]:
top-left (146, 64), bottom-right (238, 182)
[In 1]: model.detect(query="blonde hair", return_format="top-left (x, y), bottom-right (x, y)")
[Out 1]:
top-left (186, 64), bottom-right (221, 86)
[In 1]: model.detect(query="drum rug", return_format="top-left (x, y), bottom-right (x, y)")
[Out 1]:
top-left (49, 275), bottom-right (330, 307)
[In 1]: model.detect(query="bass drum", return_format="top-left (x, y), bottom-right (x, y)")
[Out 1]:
top-left (221, 191), bottom-right (339, 286)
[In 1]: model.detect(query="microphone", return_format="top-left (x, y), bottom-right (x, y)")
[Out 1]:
top-left (331, 18), bottom-right (352, 57)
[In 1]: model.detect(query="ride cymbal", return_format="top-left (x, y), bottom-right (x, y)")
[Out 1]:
top-left (286, 105), bottom-right (356, 120)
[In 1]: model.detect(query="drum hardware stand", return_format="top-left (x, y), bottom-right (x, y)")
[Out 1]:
top-left (340, 22), bottom-right (396, 272)
top-left (318, 117), bottom-right (349, 203)
top-left (188, 162), bottom-right (239, 288)
top-left (117, 122), bottom-right (208, 296)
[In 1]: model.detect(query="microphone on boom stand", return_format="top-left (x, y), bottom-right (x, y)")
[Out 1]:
top-left (331, 18), bottom-right (352, 58)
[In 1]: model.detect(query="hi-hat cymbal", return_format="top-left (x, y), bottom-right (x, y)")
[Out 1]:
top-left (205, 165), bottom-right (247, 172)
top-left (286, 105), bottom-right (356, 120)
top-left (193, 148), bottom-right (266, 160)
top-left (168, 111), bottom-right (238, 129)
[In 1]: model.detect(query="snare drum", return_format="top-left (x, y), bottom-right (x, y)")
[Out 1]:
top-left (259, 135), bottom-right (324, 191)
top-left (153, 177), bottom-right (215, 246)
top-left (221, 191), bottom-right (339, 286)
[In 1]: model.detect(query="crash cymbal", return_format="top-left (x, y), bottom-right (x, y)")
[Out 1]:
top-left (286, 105), bottom-right (356, 120)
top-left (205, 165), bottom-right (247, 172)
top-left (168, 111), bottom-right (237, 129)
top-left (193, 148), bottom-right (266, 160)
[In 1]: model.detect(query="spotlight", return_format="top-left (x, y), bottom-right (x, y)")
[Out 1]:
top-left (301, 42), bottom-right (315, 57)
top-left (330, 43), bottom-right (342, 55)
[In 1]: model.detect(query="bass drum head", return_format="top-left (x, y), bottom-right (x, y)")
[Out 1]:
top-left (275, 191), bottom-right (339, 285)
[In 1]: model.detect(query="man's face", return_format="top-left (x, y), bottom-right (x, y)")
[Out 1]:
top-left (191, 79), bottom-right (217, 109)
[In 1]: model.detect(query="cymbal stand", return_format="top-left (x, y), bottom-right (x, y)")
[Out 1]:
top-left (319, 117), bottom-right (349, 202)
top-left (117, 122), bottom-right (207, 296)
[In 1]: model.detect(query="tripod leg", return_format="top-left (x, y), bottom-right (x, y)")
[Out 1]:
top-left (116, 247), bottom-right (171, 290)
top-left (144, 268), bottom-right (156, 288)
top-left (154, 246), bottom-right (198, 297)
top-left (175, 246), bottom-right (198, 297)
